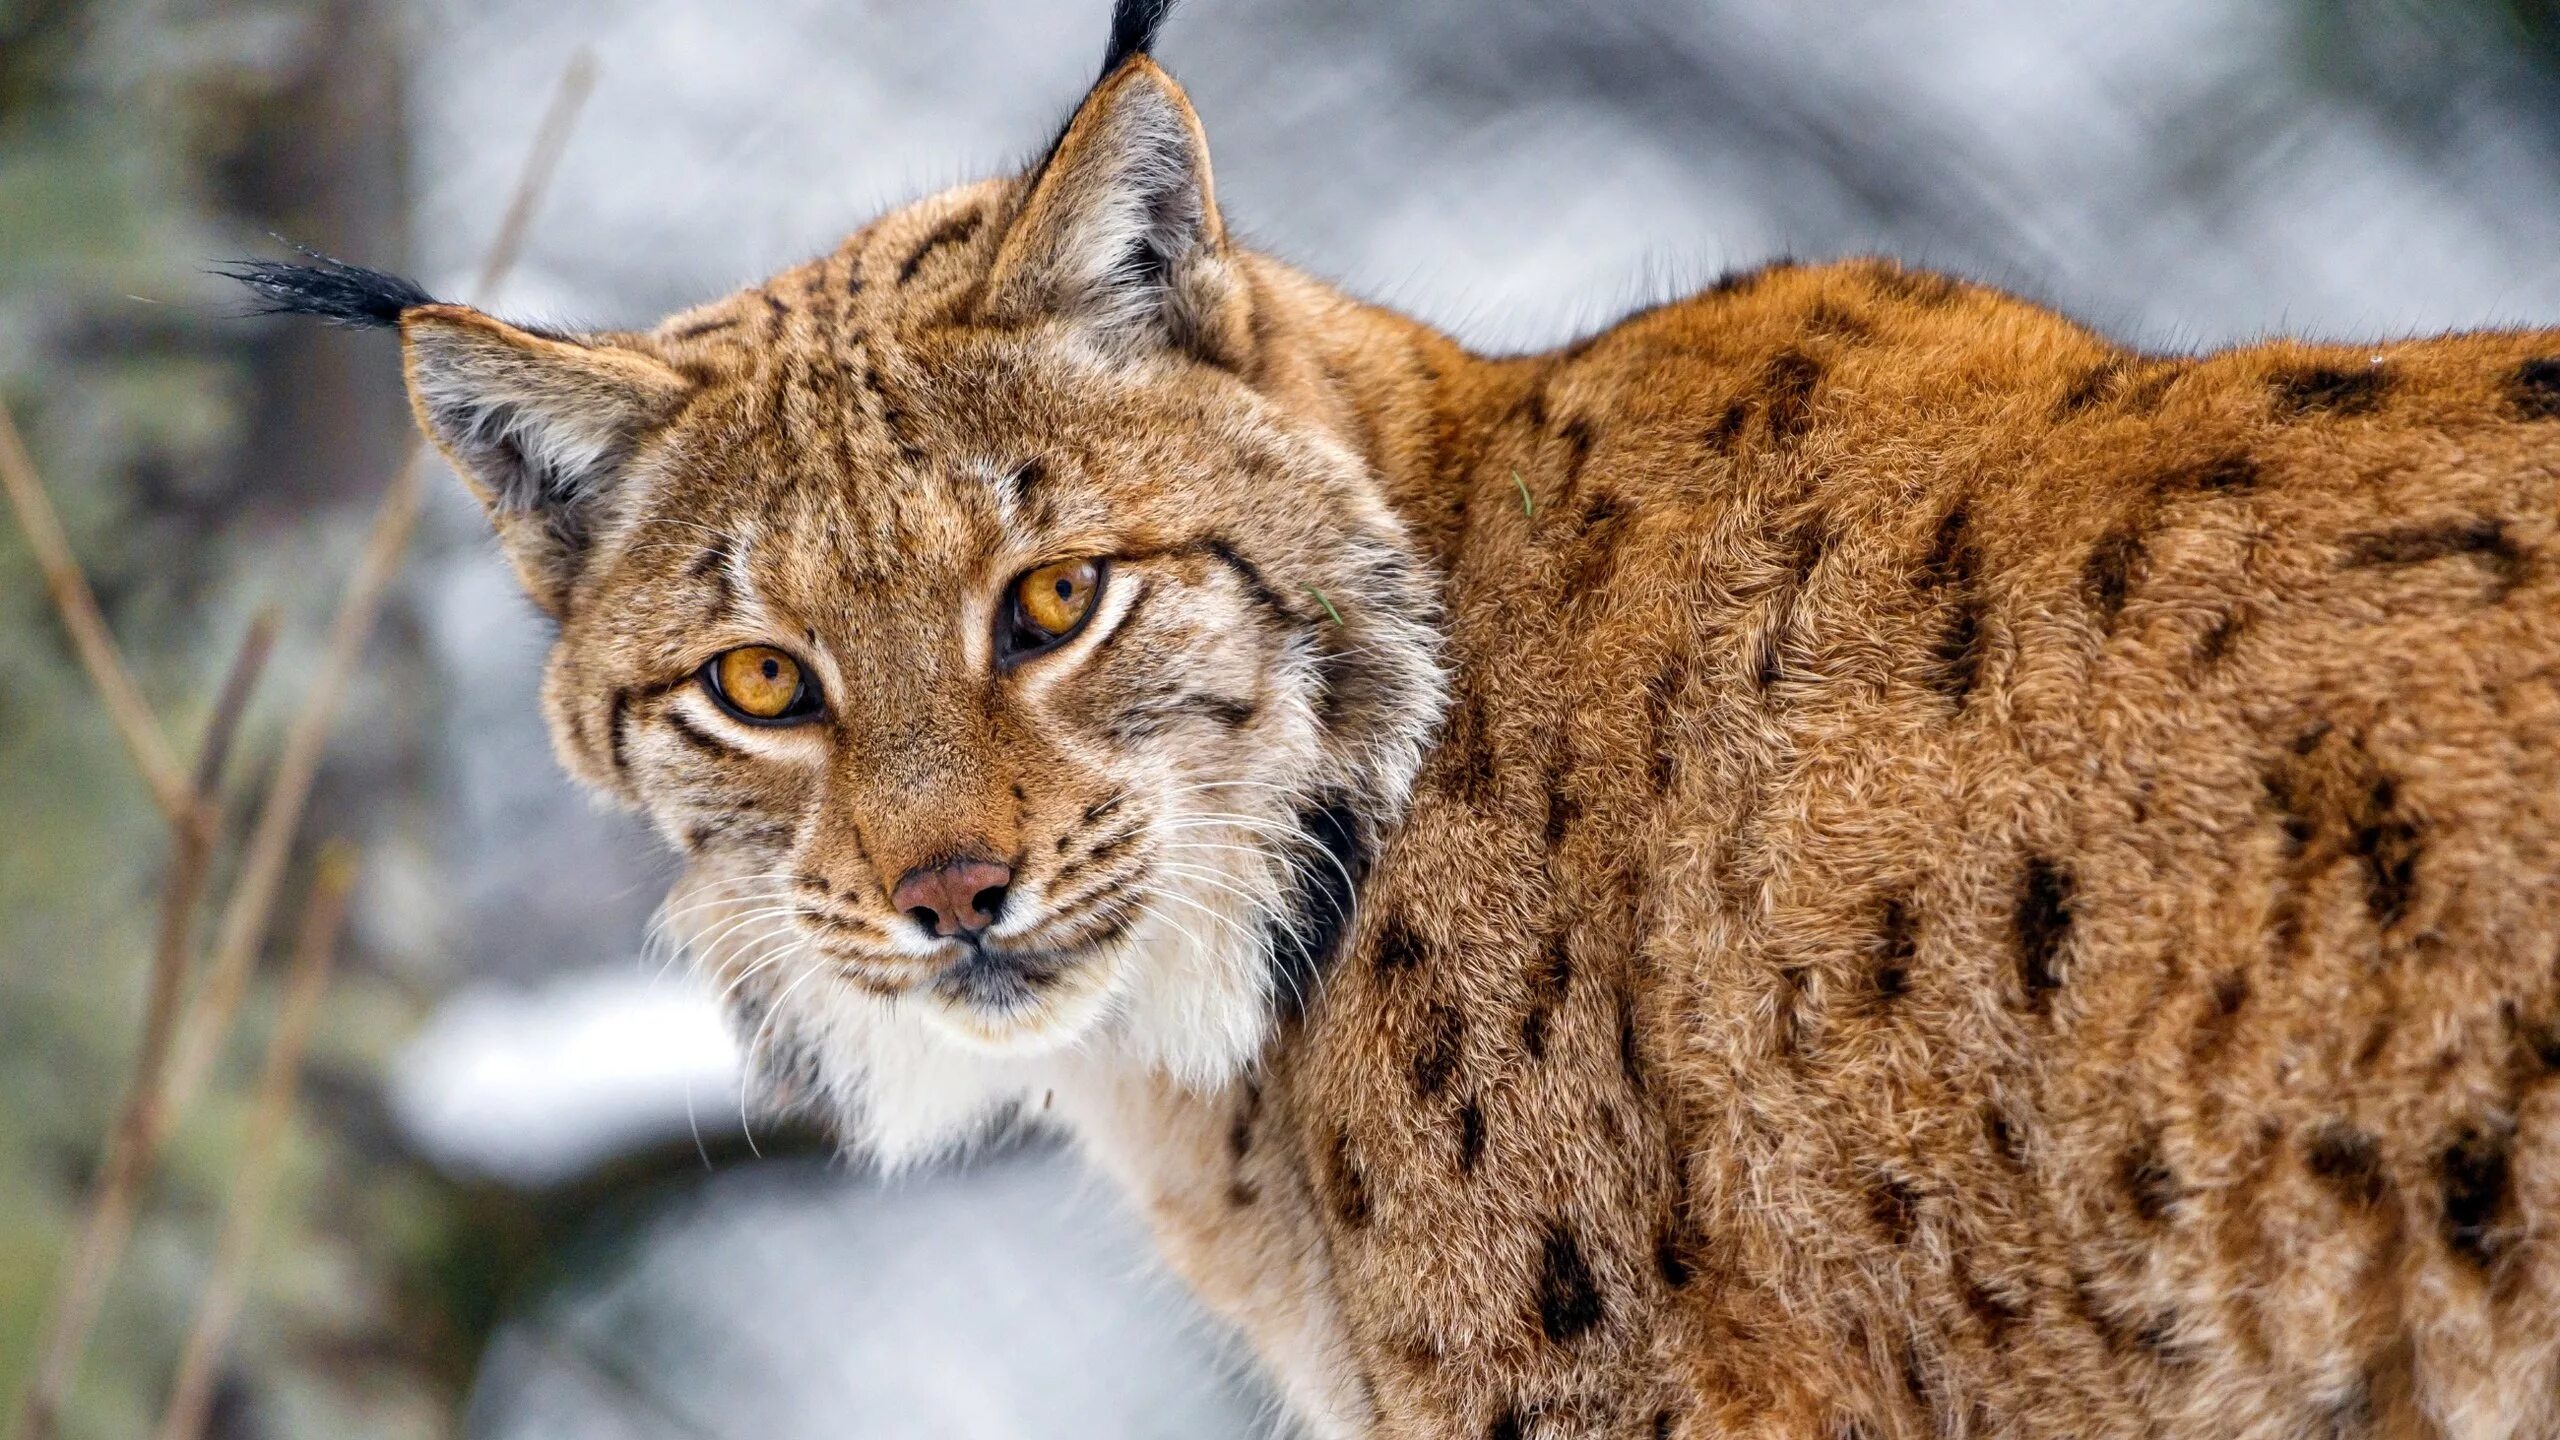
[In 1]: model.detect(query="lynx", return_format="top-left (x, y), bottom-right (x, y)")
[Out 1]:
top-left (237, 3), bottom-right (2560, 1435)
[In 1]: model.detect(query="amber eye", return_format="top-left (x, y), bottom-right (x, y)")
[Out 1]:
top-left (704, 645), bottom-right (818, 723)
top-left (1000, 558), bottom-right (1104, 660)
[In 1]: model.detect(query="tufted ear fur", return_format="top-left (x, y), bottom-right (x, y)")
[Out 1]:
top-left (398, 306), bottom-right (691, 612)
top-left (983, 57), bottom-right (1252, 367)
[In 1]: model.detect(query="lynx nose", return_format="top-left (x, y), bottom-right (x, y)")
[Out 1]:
top-left (891, 857), bottom-right (1014, 940)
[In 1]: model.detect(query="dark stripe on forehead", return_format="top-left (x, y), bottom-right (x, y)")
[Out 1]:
top-left (900, 209), bottom-right (987, 284)
top-left (804, 254), bottom-right (840, 341)
top-left (999, 458), bottom-right (1048, 497)
top-left (768, 352), bottom-right (803, 455)
top-left (990, 459), bottom-right (1062, 531)
top-left (669, 314), bottom-right (740, 341)
top-left (686, 541), bottom-right (736, 609)
top-left (800, 254), bottom-right (868, 469)
top-left (868, 359), bottom-right (925, 466)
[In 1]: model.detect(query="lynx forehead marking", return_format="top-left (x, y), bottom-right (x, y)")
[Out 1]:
top-left (668, 313), bottom-right (739, 341)
top-left (1706, 256), bottom-right (1798, 296)
top-left (1542, 765), bottom-right (1579, 847)
top-left (1861, 258), bottom-right (1961, 307)
top-left (2187, 969), bottom-right (2251, 1065)
top-left (1641, 654), bottom-right (1686, 792)
top-left (1704, 398), bottom-right (1749, 453)
top-left (1438, 688), bottom-right (1499, 806)
top-left (1653, 1220), bottom-right (1692, 1289)
top-left (1752, 516), bottom-right (1828, 693)
top-left (1801, 300), bottom-right (1870, 343)
top-left (898, 209), bottom-right (986, 285)
top-left (2193, 606), bottom-right (2249, 667)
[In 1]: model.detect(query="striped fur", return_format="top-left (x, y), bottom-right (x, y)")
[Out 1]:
top-left (263, 31), bottom-right (2560, 1440)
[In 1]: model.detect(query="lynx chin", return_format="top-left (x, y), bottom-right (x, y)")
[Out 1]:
top-left (239, 1), bottom-right (2560, 1435)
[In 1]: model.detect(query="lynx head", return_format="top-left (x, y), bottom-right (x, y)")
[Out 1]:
top-left (231, 1), bottom-right (1443, 1160)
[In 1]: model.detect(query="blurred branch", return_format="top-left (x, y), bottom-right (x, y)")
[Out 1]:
top-left (5, 47), bottom-right (598, 1440)
top-left (192, 609), bottom-right (279, 798)
top-left (9, 613), bottom-right (270, 1440)
top-left (0, 406), bottom-right (202, 834)
top-left (473, 48), bottom-right (598, 294)
top-left (161, 447), bottom-right (421, 1112)
top-left (151, 845), bottom-right (355, 1440)
top-left (166, 43), bottom-right (597, 1118)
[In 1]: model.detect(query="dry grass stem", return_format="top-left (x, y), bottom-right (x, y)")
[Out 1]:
top-left (4, 47), bottom-right (597, 1440)
top-left (191, 609), bottom-right (278, 797)
top-left (15, 828), bottom-right (215, 1440)
top-left (162, 446), bottom-right (423, 1111)
top-left (151, 846), bottom-right (355, 1440)
top-left (167, 43), bottom-right (598, 1114)
top-left (0, 405), bottom-right (197, 830)
top-left (472, 48), bottom-right (597, 295)
top-left (11, 616), bottom-right (279, 1440)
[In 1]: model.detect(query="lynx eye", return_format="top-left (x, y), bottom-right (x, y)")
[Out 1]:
top-left (1000, 558), bottom-right (1105, 661)
top-left (703, 645), bottom-right (819, 723)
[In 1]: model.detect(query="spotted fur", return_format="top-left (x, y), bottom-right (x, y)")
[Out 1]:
top-left (241, 9), bottom-right (2560, 1437)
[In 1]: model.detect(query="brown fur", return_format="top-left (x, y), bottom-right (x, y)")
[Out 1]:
top-left (314, 44), bottom-right (2560, 1440)
top-left (1258, 259), bottom-right (2560, 1436)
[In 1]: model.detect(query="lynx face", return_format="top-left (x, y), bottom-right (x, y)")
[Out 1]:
top-left (234, 60), bottom-right (1444, 1157)
top-left (580, 290), bottom-right (1405, 1071)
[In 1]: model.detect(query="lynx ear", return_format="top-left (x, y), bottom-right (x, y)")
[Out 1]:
top-left (399, 306), bottom-right (690, 611)
top-left (225, 255), bottom-right (690, 612)
top-left (983, 57), bottom-right (1251, 366)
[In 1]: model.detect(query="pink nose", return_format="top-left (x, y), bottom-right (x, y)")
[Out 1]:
top-left (890, 857), bottom-right (1014, 939)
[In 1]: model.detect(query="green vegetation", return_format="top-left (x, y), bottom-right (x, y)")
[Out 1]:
top-left (0, 3), bottom-right (481, 1434)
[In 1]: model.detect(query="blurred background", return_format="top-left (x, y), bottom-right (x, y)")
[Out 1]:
top-left (4, 0), bottom-right (2559, 1435)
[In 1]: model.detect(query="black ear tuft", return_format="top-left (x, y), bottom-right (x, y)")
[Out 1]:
top-left (218, 245), bottom-right (438, 329)
top-left (1098, 0), bottom-right (1178, 82)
